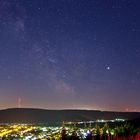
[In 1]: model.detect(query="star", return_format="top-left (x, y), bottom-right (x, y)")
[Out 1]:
top-left (38, 7), bottom-right (41, 10)
top-left (106, 66), bottom-right (111, 70)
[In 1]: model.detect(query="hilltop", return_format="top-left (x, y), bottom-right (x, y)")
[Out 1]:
top-left (0, 108), bottom-right (140, 124)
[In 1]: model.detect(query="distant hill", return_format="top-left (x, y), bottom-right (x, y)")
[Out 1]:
top-left (0, 108), bottom-right (140, 125)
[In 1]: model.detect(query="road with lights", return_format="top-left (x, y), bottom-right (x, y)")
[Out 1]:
top-left (0, 118), bottom-right (140, 140)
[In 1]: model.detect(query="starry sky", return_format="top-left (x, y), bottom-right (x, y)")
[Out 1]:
top-left (0, 0), bottom-right (140, 111)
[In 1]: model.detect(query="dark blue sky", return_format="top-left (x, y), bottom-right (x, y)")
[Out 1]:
top-left (0, 0), bottom-right (140, 111)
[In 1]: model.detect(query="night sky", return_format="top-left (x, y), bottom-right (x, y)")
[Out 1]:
top-left (0, 0), bottom-right (140, 111)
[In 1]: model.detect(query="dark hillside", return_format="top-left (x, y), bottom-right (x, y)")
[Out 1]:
top-left (0, 108), bottom-right (140, 124)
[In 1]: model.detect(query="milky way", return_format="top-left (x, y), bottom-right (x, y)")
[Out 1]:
top-left (0, 0), bottom-right (140, 111)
